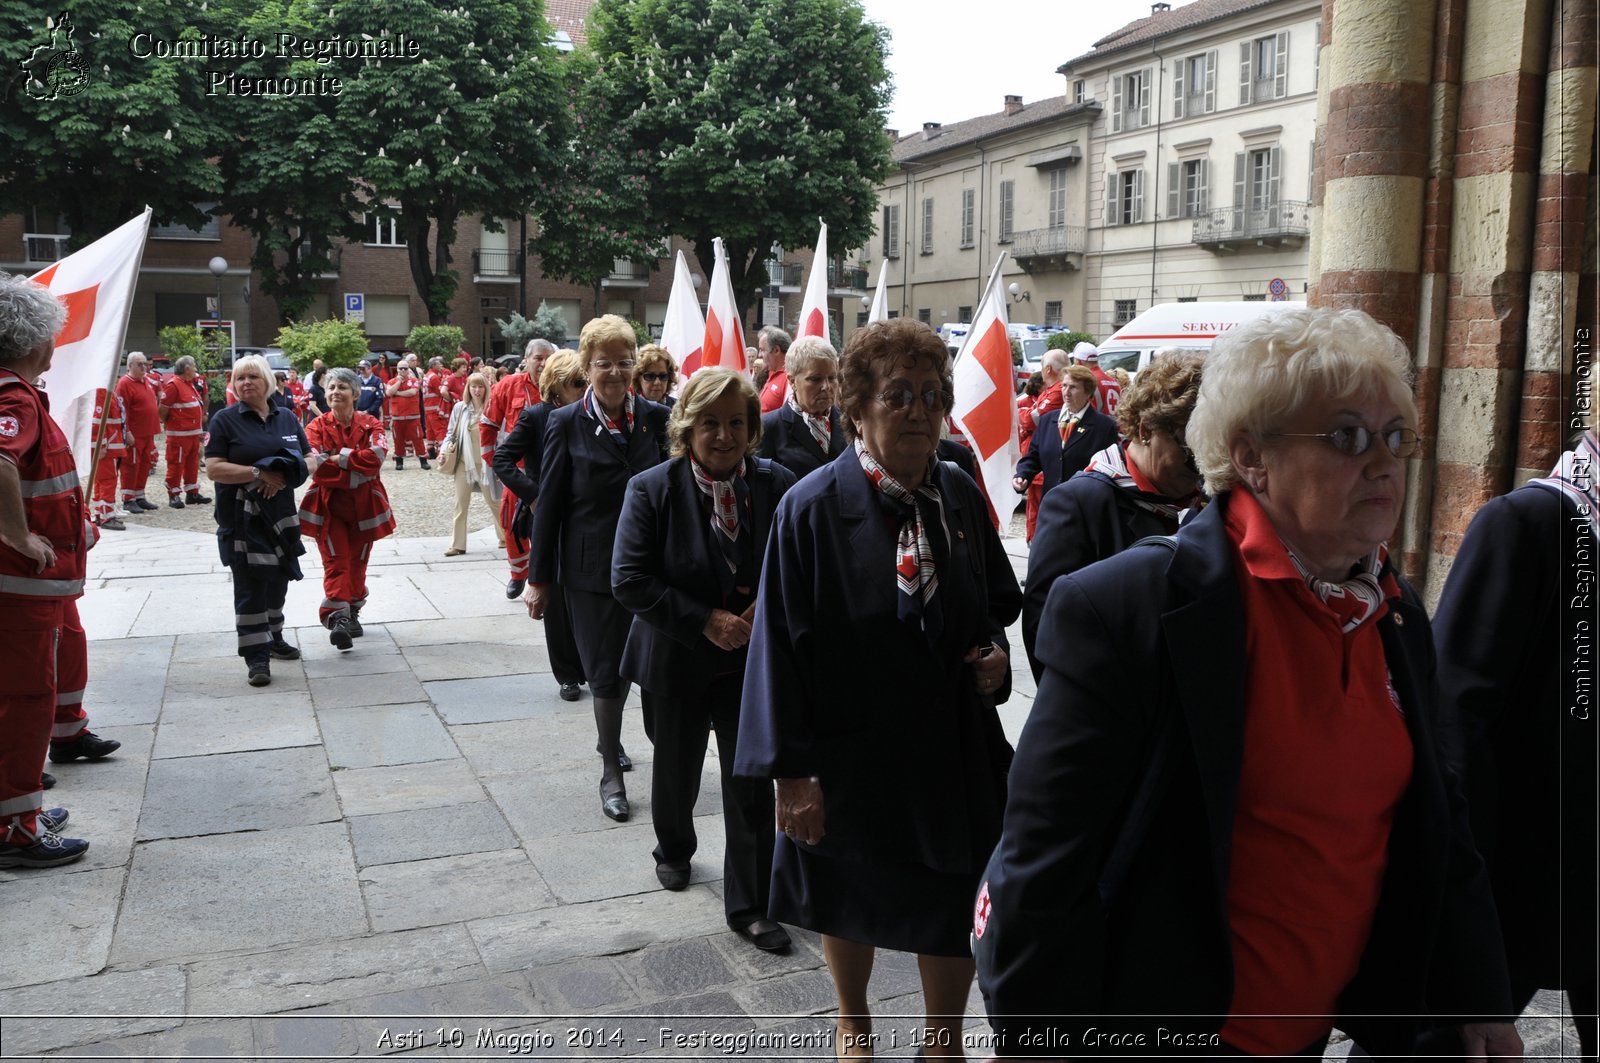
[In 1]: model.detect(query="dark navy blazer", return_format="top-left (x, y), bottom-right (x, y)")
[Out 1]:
top-left (493, 402), bottom-right (555, 505)
top-left (529, 397), bottom-right (669, 594)
top-left (758, 404), bottom-right (846, 481)
top-left (1013, 403), bottom-right (1118, 495)
top-left (612, 456), bottom-right (796, 698)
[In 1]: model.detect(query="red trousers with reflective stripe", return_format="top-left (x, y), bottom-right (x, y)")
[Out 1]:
top-left (122, 439), bottom-right (157, 501)
top-left (53, 599), bottom-right (89, 740)
top-left (0, 598), bottom-right (65, 839)
top-left (499, 490), bottom-right (529, 579)
top-left (390, 418), bottom-right (425, 459)
top-left (165, 435), bottom-right (201, 497)
top-left (316, 519), bottom-right (373, 626)
top-left (92, 451), bottom-right (125, 520)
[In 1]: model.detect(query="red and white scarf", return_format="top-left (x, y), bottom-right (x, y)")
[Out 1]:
top-left (1082, 442), bottom-right (1191, 522)
top-left (584, 387), bottom-right (633, 447)
top-left (1530, 430), bottom-right (1600, 536)
top-left (690, 455), bottom-right (747, 572)
top-left (1057, 405), bottom-right (1085, 443)
top-left (1284, 542), bottom-right (1392, 634)
top-left (786, 392), bottom-right (833, 452)
top-left (855, 440), bottom-right (942, 622)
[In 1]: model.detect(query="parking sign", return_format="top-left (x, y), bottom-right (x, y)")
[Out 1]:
top-left (345, 293), bottom-right (365, 323)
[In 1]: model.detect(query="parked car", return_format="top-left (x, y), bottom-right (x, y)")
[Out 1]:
top-left (232, 346), bottom-right (292, 381)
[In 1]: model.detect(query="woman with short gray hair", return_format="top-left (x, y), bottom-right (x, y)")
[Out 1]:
top-left (758, 335), bottom-right (844, 480)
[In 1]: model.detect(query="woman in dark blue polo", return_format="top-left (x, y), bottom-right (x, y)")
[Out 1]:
top-left (527, 316), bottom-right (669, 822)
top-left (736, 318), bottom-right (1021, 1054)
top-left (613, 368), bottom-right (797, 953)
top-left (1011, 363), bottom-right (1119, 498)
top-left (758, 335), bottom-right (845, 481)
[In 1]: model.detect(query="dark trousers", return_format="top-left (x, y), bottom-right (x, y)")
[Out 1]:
top-left (563, 587), bottom-right (631, 698)
top-left (231, 566), bottom-right (289, 663)
top-left (649, 672), bottom-right (775, 929)
top-left (544, 582), bottom-right (584, 687)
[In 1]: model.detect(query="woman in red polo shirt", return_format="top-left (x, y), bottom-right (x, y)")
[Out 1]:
top-left (977, 307), bottom-right (1518, 1060)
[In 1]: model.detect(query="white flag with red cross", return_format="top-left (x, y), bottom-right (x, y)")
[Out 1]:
top-left (699, 237), bottom-right (747, 375)
top-left (866, 260), bottom-right (890, 324)
top-left (795, 219), bottom-right (829, 341)
top-left (32, 209), bottom-right (152, 478)
top-left (950, 254), bottom-right (1023, 524)
top-left (661, 250), bottom-right (706, 380)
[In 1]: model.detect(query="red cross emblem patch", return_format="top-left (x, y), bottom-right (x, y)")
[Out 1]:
top-left (0, 416), bottom-right (18, 438)
top-left (973, 880), bottom-right (992, 939)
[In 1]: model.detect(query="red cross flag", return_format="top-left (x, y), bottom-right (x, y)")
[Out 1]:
top-left (795, 219), bottom-right (829, 341)
top-left (33, 209), bottom-right (152, 477)
top-left (699, 237), bottom-right (747, 375)
top-left (660, 250), bottom-right (706, 380)
top-left (950, 254), bottom-right (1022, 525)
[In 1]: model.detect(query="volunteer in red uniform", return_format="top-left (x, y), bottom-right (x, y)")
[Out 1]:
top-left (756, 326), bottom-right (791, 414)
top-left (446, 357), bottom-right (469, 403)
top-left (0, 272), bottom-right (99, 869)
top-left (1073, 341), bottom-right (1122, 416)
top-left (116, 353), bottom-right (161, 512)
top-left (283, 368), bottom-right (309, 423)
top-left (89, 387), bottom-right (130, 530)
top-left (159, 355), bottom-right (211, 508)
top-left (482, 338), bottom-right (553, 599)
top-left (300, 367), bottom-right (396, 649)
top-left (384, 361), bottom-right (428, 470)
top-left (1018, 349), bottom-right (1067, 541)
top-left (422, 356), bottom-right (449, 457)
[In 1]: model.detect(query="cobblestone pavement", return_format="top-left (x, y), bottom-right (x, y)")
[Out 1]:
top-left (2, 459), bottom-right (1584, 1059)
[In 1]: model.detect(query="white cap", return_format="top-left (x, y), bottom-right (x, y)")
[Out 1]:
top-left (1071, 342), bottom-right (1099, 363)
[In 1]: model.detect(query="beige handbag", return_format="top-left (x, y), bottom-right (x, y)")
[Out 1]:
top-left (437, 410), bottom-right (463, 474)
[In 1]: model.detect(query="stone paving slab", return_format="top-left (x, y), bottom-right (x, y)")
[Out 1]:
top-left (163, 652), bottom-right (311, 699)
top-left (1, 964), bottom-right (186, 1053)
top-left (14, 724), bottom-right (153, 876)
top-left (112, 822), bottom-right (366, 965)
top-left (310, 668), bottom-right (431, 709)
top-left (319, 702), bottom-right (460, 769)
top-left (359, 848), bottom-right (558, 933)
top-left (526, 809), bottom-right (728, 906)
top-left (524, 956), bottom-right (643, 1014)
top-left (298, 623), bottom-right (401, 661)
top-left (453, 713), bottom-right (637, 778)
top-left (185, 924), bottom-right (486, 1014)
top-left (384, 614), bottom-right (545, 648)
top-left (426, 674), bottom-right (582, 725)
top-left (346, 575), bottom-right (444, 623)
top-left (403, 640), bottom-right (554, 682)
top-left (411, 570), bottom-right (530, 619)
top-left (469, 887), bottom-right (733, 973)
top-left (305, 648), bottom-right (414, 679)
top-left (152, 686), bottom-right (321, 759)
top-left (75, 585), bottom-right (151, 641)
top-left (251, 1007), bottom-right (372, 1057)
top-left (83, 634), bottom-right (172, 726)
top-left (59, 1016), bottom-right (258, 1060)
top-left (0, 866), bottom-right (125, 989)
top-left (332, 758), bottom-right (486, 817)
top-left (349, 800), bottom-right (519, 867)
top-left (138, 745), bottom-right (338, 839)
top-left (483, 765), bottom-right (663, 844)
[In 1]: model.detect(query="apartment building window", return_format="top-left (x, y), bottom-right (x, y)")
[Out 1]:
top-left (882, 204), bottom-right (901, 258)
top-left (1111, 67), bottom-right (1151, 131)
top-left (1074, 79), bottom-right (1086, 102)
top-left (1167, 158), bottom-right (1210, 218)
top-left (1105, 169), bottom-right (1146, 226)
top-left (857, 311), bottom-right (869, 327)
top-left (917, 308), bottom-right (932, 325)
top-left (998, 180), bottom-right (1015, 242)
top-left (1113, 300), bottom-right (1138, 327)
top-left (366, 211), bottom-right (404, 247)
top-left (960, 188), bottom-right (975, 248)
top-left (1240, 30), bottom-right (1289, 104)
top-left (957, 305), bottom-right (973, 323)
top-left (1172, 51), bottom-right (1217, 118)
top-left (150, 202), bottom-right (221, 240)
top-left (1044, 300), bottom-right (1063, 327)
top-left (1048, 169), bottom-right (1068, 230)
top-left (1234, 146), bottom-right (1282, 228)
top-left (920, 196), bottom-right (934, 255)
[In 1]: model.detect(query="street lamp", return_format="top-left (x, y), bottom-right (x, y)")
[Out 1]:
top-left (1007, 281), bottom-right (1031, 303)
top-left (208, 256), bottom-right (229, 365)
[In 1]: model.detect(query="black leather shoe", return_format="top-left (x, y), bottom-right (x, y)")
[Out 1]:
top-left (394, 458), bottom-right (404, 470)
top-left (49, 731), bottom-right (121, 763)
top-left (419, 459), bottom-right (430, 470)
top-left (732, 919), bottom-right (791, 953)
top-left (186, 492), bottom-right (211, 504)
top-left (41, 772), bottom-right (55, 790)
top-left (618, 748), bottom-right (633, 772)
top-left (268, 638), bottom-right (301, 660)
top-left (168, 497), bottom-right (185, 509)
top-left (135, 498), bottom-right (160, 512)
top-left (505, 578), bottom-right (525, 600)
top-left (348, 616), bottom-right (364, 638)
top-left (600, 786), bottom-right (629, 822)
top-left (247, 661), bottom-right (271, 687)
top-left (655, 861), bottom-right (691, 891)
top-left (559, 682), bottom-right (581, 702)
top-left (329, 616), bottom-right (354, 651)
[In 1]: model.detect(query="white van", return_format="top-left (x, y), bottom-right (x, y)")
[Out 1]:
top-left (1096, 301), bottom-right (1297, 378)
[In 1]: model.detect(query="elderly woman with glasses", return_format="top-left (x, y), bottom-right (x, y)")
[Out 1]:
top-left (758, 335), bottom-right (845, 481)
top-left (1020, 352), bottom-right (1205, 680)
top-left (632, 345), bottom-right (678, 408)
top-left (528, 316), bottom-right (669, 822)
top-left (976, 306), bottom-right (1517, 1060)
top-left (737, 318), bottom-right (1021, 1058)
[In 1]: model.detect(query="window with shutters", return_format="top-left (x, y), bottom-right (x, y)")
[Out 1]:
top-left (1048, 169), bottom-right (1067, 230)
top-left (1044, 300), bottom-right (1063, 327)
top-left (998, 180), bottom-right (1015, 242)
top-left (917, 308), bottom-right (932, 325)
top-left (960, 188), bottom-right (975, 248)
top-left (1110, 68), bottom-right (1152, 131)
top-left (1173, 52), bottom-right (1217, 118)
top-left (1114, 299), bottom-right (1138, 327)
top-left (1073, 79), bottom-right (1086, 103)
top-left (1105, 170), bottom-right (1145, 226)
top-left (882, 204), bottom-right (901, 258)
top-left (1239, 31), bottom-right (1290, 104)
top-left (1167, 159), bottom-right (1210, 219)
top-left (1232, 147), bottom-right (1283, 233)
top-left (920, 197), bottom-right (934, 254)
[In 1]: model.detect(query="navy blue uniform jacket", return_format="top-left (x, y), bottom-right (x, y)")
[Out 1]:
top-left (355, 374), bottom-right (385, 417)
top-left (734, 450), bottom-right (1023, 873)
top-left (1014, 404), bottom-right (1118, 495)
top-left (494, 402), bottom-right (556, 505)
top-left (612, 456), bottom-right (796, 697)
top-left (529, 397), bottom-right (669, 594)
top-left (974, 494), bottom-right (1511, 1055)
top-left (758, 404), bottom-right (846, 481)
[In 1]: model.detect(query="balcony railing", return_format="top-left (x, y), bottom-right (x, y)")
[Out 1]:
top-left (474, 248), bottom-right (524, 277)
top-left (1192, 200), bottom-right (1310, 249)
top-left (827, 261), bottom-right (870, 290)
top-left (23, 233), bottom-right (69, 265)
top-left (603, 259), bottom-right (650, 285)
top-left (1010, 226), bottom-right (1086, 271)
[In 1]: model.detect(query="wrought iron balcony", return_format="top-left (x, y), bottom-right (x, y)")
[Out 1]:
top-left (603, 258), bottom-right (651, 285)
top-left (1191, 200), bottom-right (1310, 250)
top-left (1010, 226), bottom-right (1086, 272)
top-left (827, 260), bottom-right (869, 290)
top-left (474, 248), bottom-right (524, 278)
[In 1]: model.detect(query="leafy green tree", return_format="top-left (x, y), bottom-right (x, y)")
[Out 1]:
top-left (277, 319), bottom-right (370, 372)
top-left (405, 326), bottom-right (467, 363)
top-left (581, 0), bottom-right (894, 314)
top-left (1047, 330), bottom-right (1099, 351)
top-left (527, 301), bottom-right (568, 347)
top-left (333, 0), bottom-right (566, 323)
top-left (0, 3), bottom-right (225, 244)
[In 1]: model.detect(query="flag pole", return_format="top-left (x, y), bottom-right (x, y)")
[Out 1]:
top-left (954, 252), bottom-right (1009, 365)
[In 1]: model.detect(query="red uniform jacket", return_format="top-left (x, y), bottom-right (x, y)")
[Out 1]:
top-left (387, 374), bottom-right (423, 422)
top-left (0, 369), bottom-right (95, 600)
top-left (160, 376), bottom-right (207, 437)
top-left (299, 412), bottom-right (396, 543)
top-left (115, 373), bottom-right (160, 441)
top-left (480, 372), bottom-right (541, 463)
top-left (91, 388), bottom-right (128, 454)
top-left (423, 370), bottom-right (448, 418)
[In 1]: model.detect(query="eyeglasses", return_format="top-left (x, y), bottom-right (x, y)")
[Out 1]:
top-left (640, 372), bottom-right (671, 384)
top-left (1271, 426), bottom-right (1421, 459)
top-left (591, 359), bottom-right (636, 373)
top-left (876, 387), bottom-right (947, 413)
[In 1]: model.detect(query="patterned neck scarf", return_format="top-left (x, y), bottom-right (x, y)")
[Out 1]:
top-left (1283, 541), bottom-right (1392, 634)
top-left (855, 440), bottom-right (945, 639)
top-left (584, 387), bottom-right (633, 447)
top-left (1057, 404), bottom-right (1085, 443)
top-left (1082, 442), bottom-right (1192, 522)
top-left (689, 455), bottom-right (748, 573)
top-left (1529, 430), bottom-right (1600, 536)
top-left (786, 391), bottom-right (833, 451)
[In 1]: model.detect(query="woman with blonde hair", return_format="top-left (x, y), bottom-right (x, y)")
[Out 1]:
top-left (442, 372), bottom-right (504, 557)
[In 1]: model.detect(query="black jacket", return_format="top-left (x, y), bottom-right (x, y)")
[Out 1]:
top-left (1014, 404), bottom-right (1119, 495)
top-left (758, 403), bottom-right (846, 481)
